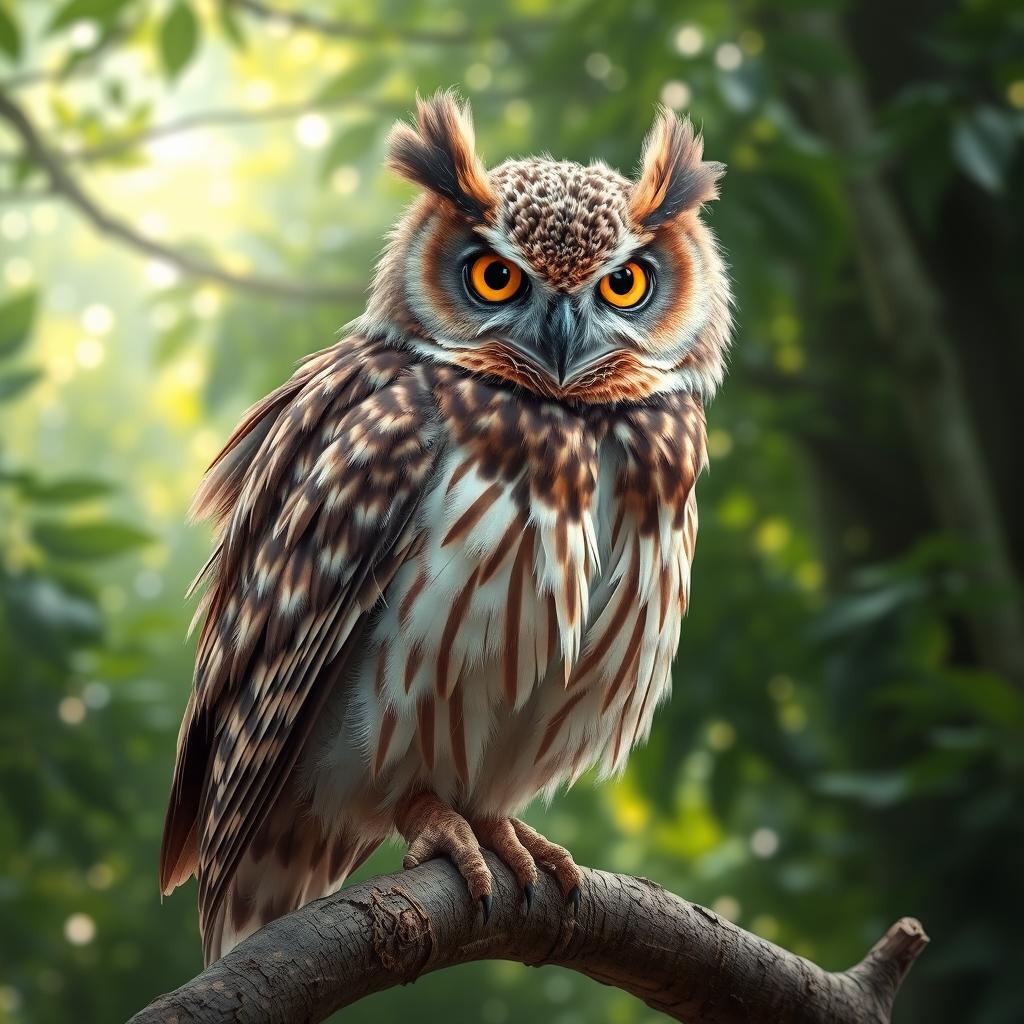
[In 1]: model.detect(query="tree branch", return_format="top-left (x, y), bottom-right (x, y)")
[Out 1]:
top-left (0, 88), bottom-right (362, 304)
top-left (128, 855), bottom-right (927, 1024)
top-left (232, 0), bottom-right (551, 45)
top-left (59, 97), bottom-right (397, 163)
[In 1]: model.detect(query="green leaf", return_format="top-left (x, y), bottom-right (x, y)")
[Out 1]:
top-left (315, 62), bottom-right (384, 103)
top-left (47, 0), bottom-right (131, 33)
top-left (216, 0), bottom-right (247, 50)
top-left (320, 122), bottom-right (379, 182)
top-left (159, 1), bottom-right (199, 81)
top-left (0, 368), bottom-right (42, 400)
top-left (33, 520), bottom-right (152, 560)
top-left (154, 316), bottom-right (197, 365)
top-left (5, 576), bottom-right (103, 637)
top-left (22, 477), bottom-right (114, 504)
top-left (952, 106), bottom-right (1019, 193)
top-left (0, 3), bottom-right (21, 60)
top-left (0, 290), bottom-right (38, 357)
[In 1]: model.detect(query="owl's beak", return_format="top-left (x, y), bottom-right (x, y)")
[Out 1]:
top-left (543, 295), bottom-right (582, 386)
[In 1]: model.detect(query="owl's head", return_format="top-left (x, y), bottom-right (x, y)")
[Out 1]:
top-left (361, 91), bottom-right (732, 405)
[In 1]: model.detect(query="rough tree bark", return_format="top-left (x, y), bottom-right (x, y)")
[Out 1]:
top-left (129, 855), bottom-right (927, 1024)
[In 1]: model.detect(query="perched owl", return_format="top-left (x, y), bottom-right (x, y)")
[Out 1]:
top-left (160, 92), bottom-right (731, 965)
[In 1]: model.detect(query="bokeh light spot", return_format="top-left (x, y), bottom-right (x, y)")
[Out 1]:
top-left (4, 257), bottom-right (34, 287)
top-left (81, 303), bottom-right (114, 335)
top-left (755, 517), bottom-right (791, 554)
top-left (707, 719), bottom-right (736, 751)
top-left (68, 20), bottom-right (100, 50)
top-left (295, 113), bottom-right (330, 149)
top-left (711, 895), bottom-right (741, 920)
top-left (585, 52), bottom-right (612, 80)
top-left (715, 43), bottom-right (743, 71)
top-left (768, 675), bottom-right (795, 702)
top-left (75, 337), bottom-right (106, 369)
top-left (660, 80), bottom-right (692, 110)
top-left (673, 25), bottom-right (704, 57)
top-left (58, 696), bottom-right (87, 725)
top-left (707, 428), bottom-right (733, 458)
top-left (751, 828), bottom-right (780, 858)
top-left (64, 913), bottom-right (96, 945)
top-left (86, 863), bottom-right (115, 890)
top-left (465, 63), bottom-right (493, 90)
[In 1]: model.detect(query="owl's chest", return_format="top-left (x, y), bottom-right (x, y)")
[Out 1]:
top-left (345, 377), bottom-right (705, 805)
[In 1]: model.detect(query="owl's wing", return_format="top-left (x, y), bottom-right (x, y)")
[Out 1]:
top-left (159, 337), bottom-right (438, 943)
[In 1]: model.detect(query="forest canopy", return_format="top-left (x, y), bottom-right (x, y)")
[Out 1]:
top-left (1, 1), bottom-right (1022, 1022)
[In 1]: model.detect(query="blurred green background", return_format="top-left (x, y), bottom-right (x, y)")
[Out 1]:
top-left (2, 1), bottom-right (1023, 1022)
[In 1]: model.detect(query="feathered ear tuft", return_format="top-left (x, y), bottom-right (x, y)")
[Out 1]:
top-left (629, 108), bottom-right (725, 229)
top-left (386, 90), bottom-right (496, 221)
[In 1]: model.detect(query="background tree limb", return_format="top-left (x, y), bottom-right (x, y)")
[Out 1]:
top-left (128, 855), bottom-right (927, 1024)
top-left (788, 11), bottom-right (1024, 689)
top-left (0, 88), bottom-right (362, 304)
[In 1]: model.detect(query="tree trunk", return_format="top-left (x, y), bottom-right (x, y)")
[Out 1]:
top-left (790, 11), bottom-right (1024, 688)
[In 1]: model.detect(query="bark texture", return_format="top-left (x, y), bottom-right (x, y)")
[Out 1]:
top-left (129, 855), bottom-right (927, 1024)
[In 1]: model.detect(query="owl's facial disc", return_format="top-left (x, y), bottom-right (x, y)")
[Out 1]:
top-left (372, 92), bottom-right (732, 403)
top-left (396, 204), bottom-right (715, 403)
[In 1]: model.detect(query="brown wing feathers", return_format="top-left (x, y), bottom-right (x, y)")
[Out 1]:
top-left (159, 340), bottom-right (437, 956)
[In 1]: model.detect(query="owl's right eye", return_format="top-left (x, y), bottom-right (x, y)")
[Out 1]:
top-left (465, 253), bottom-right (525, 303)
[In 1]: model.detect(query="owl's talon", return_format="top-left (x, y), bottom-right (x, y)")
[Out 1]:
top-left (523, 881), bottom-right (535, 911)
top-left (396, 791), bottom-right (493, 909)
top-left (472, 815), bottom-right (539, 897)
top-left (568, 885), bottom-right (581, 914)
top-left (509, 817), bottom-right (582, 904)
top-left (480, 892), bottom-right (493, 923)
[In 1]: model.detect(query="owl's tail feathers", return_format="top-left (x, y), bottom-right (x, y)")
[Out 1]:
top-left (200, 823), bottom-right (382, 966)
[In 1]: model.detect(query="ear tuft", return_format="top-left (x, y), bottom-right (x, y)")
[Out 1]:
top-left (629, 108), bottom-right (725, 228)
top-left (386, 90), bottom-right (496, 221)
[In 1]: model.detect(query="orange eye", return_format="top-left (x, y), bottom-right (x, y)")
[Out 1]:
top-left (598, 261), bottom-right (650, 309)
top-left (468, 254), bottom-right (523, 303)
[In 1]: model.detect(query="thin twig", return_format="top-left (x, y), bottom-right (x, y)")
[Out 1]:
top-left (0, 87), bottom-right (363, 304)
top-left (232, 0), bottom-right (550, 45)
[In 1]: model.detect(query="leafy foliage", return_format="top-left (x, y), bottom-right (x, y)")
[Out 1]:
top-left (0, 1), bottom-right (1022, 1022)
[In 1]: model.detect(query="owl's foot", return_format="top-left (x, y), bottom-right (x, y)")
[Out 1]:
top-left (396, 791), bottom-right (493, 919)
top-left (395, 793), bottom-right (582, 921)
top-left (472, 816), bottom-right (582, 914)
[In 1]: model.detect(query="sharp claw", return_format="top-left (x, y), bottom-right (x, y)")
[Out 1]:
top-left (523, 882), bottom-right (534, 912)
top-left (480, 892), bottom-right (493, 923)
top-left (568, 886), bottom-right (581, 914)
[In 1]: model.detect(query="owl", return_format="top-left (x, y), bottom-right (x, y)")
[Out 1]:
top-left (160, 92), bottom-right (732, 965)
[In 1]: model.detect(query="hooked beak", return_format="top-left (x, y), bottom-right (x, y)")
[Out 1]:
top-left (544, 295), bottom-right (581, 385)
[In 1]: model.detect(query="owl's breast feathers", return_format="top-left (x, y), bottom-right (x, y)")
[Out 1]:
top-left (161, 334), bottom-right (705, 950)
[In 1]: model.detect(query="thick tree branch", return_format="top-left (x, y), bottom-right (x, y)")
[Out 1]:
top-left (0, 88), bottom-right (362, 304)
top-left (129, 855), bottom-right (926, 1024)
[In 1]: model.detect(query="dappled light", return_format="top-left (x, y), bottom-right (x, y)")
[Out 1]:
top-left (1, 2), bottom-right (1022, 1023)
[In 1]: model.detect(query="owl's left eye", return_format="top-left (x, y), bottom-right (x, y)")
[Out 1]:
top-left (465, 253), bottom-right (525, 303)
top-left (598, 261), bottom-right (652, 310)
